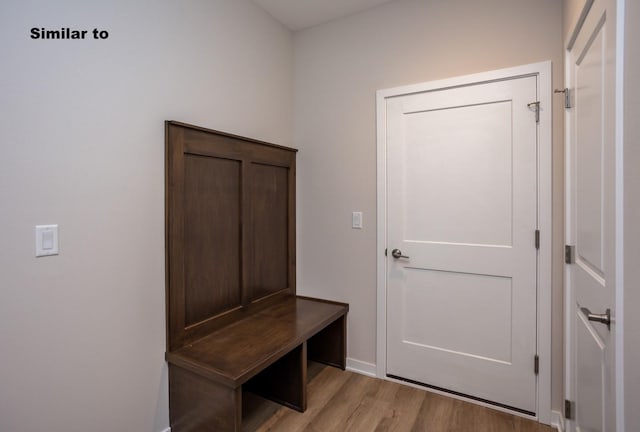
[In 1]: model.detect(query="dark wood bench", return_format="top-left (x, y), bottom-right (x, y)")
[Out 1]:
top-left (164, 122), bottom-right (348, 432)
top-left (166, 296), bottom-right (348, 431)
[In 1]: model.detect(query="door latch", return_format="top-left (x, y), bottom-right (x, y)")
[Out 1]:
top-left (527, 101), bottom-right (540, 123)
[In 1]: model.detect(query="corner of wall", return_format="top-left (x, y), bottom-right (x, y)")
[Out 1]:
top-left (551, 410), bottom-right (566, 432)
top-left (346, 358), bottom-right (377, 378)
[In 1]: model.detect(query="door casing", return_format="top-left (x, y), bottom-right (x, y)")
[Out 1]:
top-left (376, 62), bottom-right (552, 423)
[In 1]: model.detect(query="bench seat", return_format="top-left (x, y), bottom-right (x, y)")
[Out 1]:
top-left (166, 295), bottom-right (348, 432)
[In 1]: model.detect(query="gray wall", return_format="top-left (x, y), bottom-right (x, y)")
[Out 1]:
top-left (563, 0), bottom-right (589, 43)
top-left (0, 1), bottom-right (292, 431)
top-left (293, 0), bottom-right (565, 413)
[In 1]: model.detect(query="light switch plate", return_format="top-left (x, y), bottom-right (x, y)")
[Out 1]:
top-left (35, 224), bottom-right (59, 257)
top-left (352, 212), bottom-right (363, 229)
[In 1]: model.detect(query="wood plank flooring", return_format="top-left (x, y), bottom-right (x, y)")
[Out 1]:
top-left (242, 363), bottom-right (555, 432)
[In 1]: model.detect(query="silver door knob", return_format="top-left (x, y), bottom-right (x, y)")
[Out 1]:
top-left (581, 307), bottom-right (611, 330)
top-left (391, 249), bottom-right (409, 259)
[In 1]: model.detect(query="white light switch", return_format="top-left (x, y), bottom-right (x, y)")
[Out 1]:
top-left (352, 212), bottom-right (363, 229)
top-left (35, 225), bottom-right (59, 257)
top-left (42, 230), bottom-right (54, 249)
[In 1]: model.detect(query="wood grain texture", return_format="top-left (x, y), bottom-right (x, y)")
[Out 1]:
top-left (245, 343), bottom-right (307, 412)
top-left (244, 365), bottom-right (556, 432)
top-left (166, 296), bottom-right (348, 387)
top-left (169, 365), bottom-right (241, 432)
top-left (308, 315), bottom-right (346, 369)
top-left (167, 299), bottom-right (347, 432)
top-left (166, 121), bottom-right (298, 350)
top-left (248, 162), bottom-right (289, 301)
top-left (166, 122), bottom-right (187, 351)
top-left (184, 154), bottom-right (242, 326)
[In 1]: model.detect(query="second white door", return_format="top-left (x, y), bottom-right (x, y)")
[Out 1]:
top-left (566, 0), bottom-right (618, 429)
top-left (385, 74), bottom-right (539, 413)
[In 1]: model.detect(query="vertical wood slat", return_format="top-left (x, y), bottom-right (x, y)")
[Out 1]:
top-left (166, 123), bottom-right (186, 351)
top-left (248, 163), bottom-right (289, 301)
top-left (288, 159), bottom-right (297, 297)
top-left (183, 154), bottom-right (242, 326)
top-left (241, 155), bottom-right (251, 308)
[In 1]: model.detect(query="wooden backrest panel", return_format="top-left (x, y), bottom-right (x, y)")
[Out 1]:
top-left (166, 121), bottom-right (297, 350)
top-left (248, 162), bottom-right (290, 301)
top-left (183, 154), bottom-right (242, 326)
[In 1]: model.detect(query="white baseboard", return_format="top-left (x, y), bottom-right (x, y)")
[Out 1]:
top-left (346, 358), bottom-right (377, 377)
top-left (551, 410), bottom-right (565, 432)
top-left (159, 428), bottom-right (170, 432)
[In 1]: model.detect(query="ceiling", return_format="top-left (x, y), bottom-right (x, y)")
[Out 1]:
top-left (251, 0), bottom-right (397, 31)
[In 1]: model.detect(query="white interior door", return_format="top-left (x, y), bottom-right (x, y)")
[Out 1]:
top-left (566, 0), bottom-right (618, 430)
top-left (385, 75), bottom-right (539, 413)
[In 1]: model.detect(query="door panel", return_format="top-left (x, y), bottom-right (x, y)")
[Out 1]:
top-left (566, 0), bottom-right (617, 430)
top-left (402, 269), bottom-right (513, 363)
top-left (576, 314), bottom-right (605, 432)
top-left (576, 24), bottom-right (605, 275)
top-left (386, 75), bottom-right (538, 413)
top-left (404, 101), bottom-right (513, 246)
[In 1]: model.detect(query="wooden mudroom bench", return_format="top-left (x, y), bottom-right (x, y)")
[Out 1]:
top-left (166, 296), bottom-right (347, 431)
top-left (165, 122), bottom-right (348, 432)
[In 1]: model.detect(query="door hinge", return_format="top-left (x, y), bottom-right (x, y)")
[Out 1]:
top-left (555, 88), bottom-right (572, 109)
top-left (527, 101), bottom-right (540, 123)
top-left (565, 245), bottom-right (575, 264)
top-left (535, 230), bottom-right (540, 250)
top-left (385, 248), bottom-right (387, 257)
top-left (534, 354), bottom-right (539, 375)
top-left (565, 399), bottom-right (574, 420)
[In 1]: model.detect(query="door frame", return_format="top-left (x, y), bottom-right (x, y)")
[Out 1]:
top-left (375, 61), bottom-right (552, 423)
top-left (563, 0), bottom-right (626, 429)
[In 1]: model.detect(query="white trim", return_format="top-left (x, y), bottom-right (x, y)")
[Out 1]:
top-left (536, 61), bottom-right (553, 425)
top-left (563, 41), bottom-right (575, 432)
top-left (160, 428), bottom-right (171, 432)
top-left (376, 61), bottom-right (553, 423)
top-left (346, 358), bottom-right (377, 377)
top-left (614, 0), bottom-right (626, 430)
top-left (376, 80), bottom-right (389, 380)
top-left (551, 410), bottom-right (566, 432)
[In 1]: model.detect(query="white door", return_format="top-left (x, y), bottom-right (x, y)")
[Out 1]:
top-left (566, 0), bottom-right (618, 429)
top-left (385, 75), bottom-right (539, 413)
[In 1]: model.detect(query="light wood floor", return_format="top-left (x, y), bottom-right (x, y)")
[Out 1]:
top-left (242, 363), bottom-right (555, 432)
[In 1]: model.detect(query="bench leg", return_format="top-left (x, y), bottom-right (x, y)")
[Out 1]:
top-left (308, 315), bottom-right (347, 369)
top-left (169, 365), bottom-right (241, 432)
top-left (244, 343), bottom-right (307, 412)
